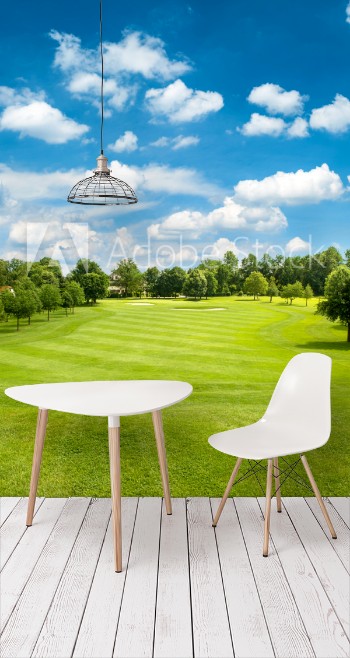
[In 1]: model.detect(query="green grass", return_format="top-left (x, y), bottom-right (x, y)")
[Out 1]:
top-left (0, 296), bottom-right (349, 497)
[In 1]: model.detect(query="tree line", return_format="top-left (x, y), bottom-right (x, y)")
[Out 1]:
top-left (110, 246), bottom-right (350, 300)
top-left (0, 257), bottom-right (109, 330)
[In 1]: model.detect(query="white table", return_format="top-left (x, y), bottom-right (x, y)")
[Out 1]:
top-left (5, 380), bottom-right (192, 572)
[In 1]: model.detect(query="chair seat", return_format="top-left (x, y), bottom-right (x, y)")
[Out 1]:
top-left (208, 418), bottom-right (327, 460)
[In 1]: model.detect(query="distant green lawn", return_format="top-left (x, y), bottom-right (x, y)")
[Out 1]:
top-left (0, 297), bottom-right (349, 497)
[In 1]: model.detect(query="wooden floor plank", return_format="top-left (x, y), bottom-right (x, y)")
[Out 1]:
top-left (187, 497), bottom-right (233, 658)
top-left (0, 498), bottom-right (66, 631)
top-left (328, 498), bottom-right (350, 528)
top-left (154, 498), bottom-right (193, 658)
top-left (305, 497), bottom-right (350, 573)
top-left (258, 497), bottom-right (350, 658)
top-left (235, 497), bottom-right (314, 658)
top-left (73, 498), bottom-right (138, 658)
top-left (283, 497), bottom-right (350, 639)
top-left (32, 498), bottom-right (111, 658)
top-left (0, 498), bottom-right (21, 526)
top-left (114, 497), bottom-right (162, 658)
top-left (0, 497), bottom-right (44, 570)
top-left (211, 498), bottom-right (274, 658)
top-left (0, 498), bottom-right (90, 658)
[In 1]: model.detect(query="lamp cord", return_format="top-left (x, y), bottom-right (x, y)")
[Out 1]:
top-left (100, 0), bottom-right (104, 155)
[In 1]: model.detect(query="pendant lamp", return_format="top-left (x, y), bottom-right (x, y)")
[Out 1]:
top-left (67, 0), bottom-right (138, 206)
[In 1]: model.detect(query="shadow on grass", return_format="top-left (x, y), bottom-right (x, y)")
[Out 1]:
top-left (296, 341), bottom-right (350, 351)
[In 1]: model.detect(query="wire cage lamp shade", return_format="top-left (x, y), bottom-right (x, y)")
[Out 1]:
top-left (67, 0), bottom-right (138, 207)
top-left (67, 154), bottom-right (138, 206)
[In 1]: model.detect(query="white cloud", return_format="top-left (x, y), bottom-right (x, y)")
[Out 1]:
top-left (239, 113), bottom-right (286, 137)
top-left (234, 164), bottom-right (344, 206)
top-left (309, 94), bottom-right (350, 134)
top-left (172, 135), bottom-right (199, 149)
top-left (346, 2), bottom-right (350, 23)
top-left (248, 83), bottom-right (307, 116)
top-left (109, 131), bottom-right (138, 153)
top-left (110, 160), bottom-right (223, 199)
top-left (287, 117), bottom-right (309, 138)
top-left (104, 32), bottom-right (191, 80)
top-left (151, 134), bottom-right (199, 149)
top-left (0, 86), bottom-right (46, 106)
top-left (0, 101), bottom-right (88, 144)
top-left (0, 163), bottom-right (87, 200)
top-left (285, 236), bottom-right (310, 254)
top-left (239, 113), bottom-right (309, 139)
top-left (49, 30), bottom-right (191, 114)
top-left (148, 198), bottom-right (287, 241)
top-left (209, 237), bottom-right (241, 259)
top-left (145, 79), bottom-right (224, 123)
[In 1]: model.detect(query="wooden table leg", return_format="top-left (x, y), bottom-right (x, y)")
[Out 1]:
top-left (27, 408), bottom-right (48, 526)
top-left (152, 410), bottom-right (172, 515)
top-left (108, 416), bottom-right (122, 572)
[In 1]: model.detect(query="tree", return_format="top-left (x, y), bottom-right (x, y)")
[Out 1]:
top-left (304, 284), bottom-right (314, 306)
top-left (61, 290), bottom-right (73, 316)
top-left (216, 263), bottom-right (231, 295)
top-left (40, 285), bottom-right (62, 320)
top-left (243, 271), bottom-right (268, 300)
top-left (281, 281), bottom-right (304, 304)
top-left (65, 281), bottom-right (85, 312)
top-left (82, 272), bottom-right (109, 304)
top-left (317, 266), bottom-right (350, 342)
top-left (0, 296), bottom-right (4, 321)
top-left (16, 279), bottom-right (42, 324)
top-left (241, 253), bottom-right (257, 278)
top-left (156, 269), bottom-right (172, 298)
top-left (143, 267), bottom-right (160, 297)
top-left (1, 287), bottom-right (39, 330)
top-left (70, 259), bottom-right (106, 287)
top-left (345, 249), bottom-right (350, 268)
top-left (183, 270), bottom-right (207, 300)
top-left (111, 259), bottom-right (142, 297)
top-left (204, 270), bottom-right (218, 298)
top-left (267, 277), bottom-right (279, 302)
top-left (167, 267), bottom-right (186, 297)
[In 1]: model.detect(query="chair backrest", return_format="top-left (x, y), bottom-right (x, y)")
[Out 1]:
top-left (263, 353), bottom-right (332, 444)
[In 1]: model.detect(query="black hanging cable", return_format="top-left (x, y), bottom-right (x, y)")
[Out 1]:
top-left (99, 0), bottom-right (104, 155)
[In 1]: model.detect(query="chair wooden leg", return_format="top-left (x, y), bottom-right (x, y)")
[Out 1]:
top-left (263, 459), bottom-right (273, 556)
top-left (301, 454), bottom-right (337, 539)
top-left (274, 457), bottom-right (282, 512)
top-left (108, 421), bottom-right (122, 572)
top-left (212, 458), bottom-right (243, 527)
top-left (26, 408), bottom-right (48, 526)
top-left (152, 410), bottom-right (172, 515)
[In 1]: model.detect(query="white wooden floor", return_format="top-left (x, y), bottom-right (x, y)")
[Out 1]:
top-left (0, 496), bottom-right (349, 658)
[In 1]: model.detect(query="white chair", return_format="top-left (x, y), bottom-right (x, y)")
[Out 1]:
top-left (209, 352), bottom-right (337, 556)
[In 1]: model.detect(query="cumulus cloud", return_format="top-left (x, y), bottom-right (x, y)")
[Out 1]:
top-left (287, 117), bottom-right (309, 138)
top-left (0, 101), bottom-right (89, 144)
top-left (247, 83), bottom-right (307, 116)
top-left (0, 85), bottom-right (89, 144)
top-left (233, 164), bottom-right (344, 206)
top-left (148, 198), bottom-right (287, 240)
top-left (151, 134), bottom-right (199, 149)
top-left (110, 160), bottom-right (222, 199)
top-left (108, 131), bottom-right (138, 153)
top-left (285, 236), bottom-right (310, 254)
top-left (309, 94), bottom-right (350, 134)
top-left (145, 79), bottom-right (224, 123)
top-left (239, 113), bottom-right (286, 137)
top-left (49, 30), bottom-right (191, 113)
top-left (239, 113), bottom-right (309, 139)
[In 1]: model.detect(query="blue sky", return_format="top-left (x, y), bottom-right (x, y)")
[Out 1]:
top-left (0, 0), bottom-right (350, 272)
